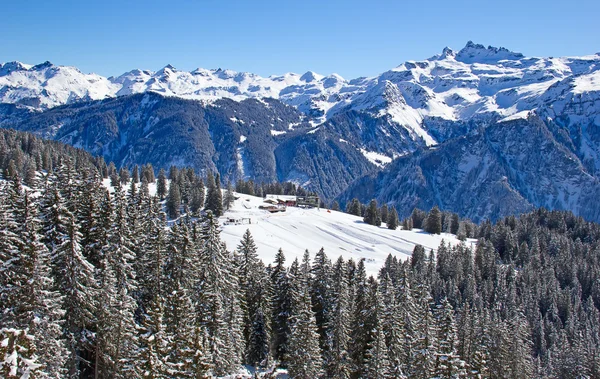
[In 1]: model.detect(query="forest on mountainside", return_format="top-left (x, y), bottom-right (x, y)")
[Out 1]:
top-left (1, 129), bottom-right (600, 378)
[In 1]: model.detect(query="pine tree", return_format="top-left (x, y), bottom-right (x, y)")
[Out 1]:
top-left (287, 253), bottom-right (323, 378)
top-left (237, 230), bottom-right (272, 367)
top-left (346, 198), bottom-right (362, 217)
top-left (326, 257), bottom-right (352, 379)
top-left (270, 248), bottom-right (293, 366)
top-left (433, 298), bottom-right (467, 378)
top-left (223, 181), bottom-right (235, 211)
top-left (196, 213), bottom-right (241, 375)
top-left (96, 190), bottom-right (140, 378)
top-left (363, 325), bottom-right (394, 379)
top-left (205, 172), bottom-right (223, 217)
top-left (387, 206), bottom-right (399, 230)
top-left (311, 247), bottom-right (333, 361)
top-left (55, 213), bottom-right (97, 379)
top-left (166, 181), bottom-right (181, 219)
top-left (425, 206), bottom-right (442, 234)
top-left (156, 169), bottom-right (167, 200)
top-left (363, 199), bottom-right (381, 226)
top-left (14, 191), bottom-right (67, 378)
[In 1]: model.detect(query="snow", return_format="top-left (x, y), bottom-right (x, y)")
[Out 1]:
top-left (498, 110), bottom-right (532, 123)
top-left (572, 71), bottom-right (600, 94)
top-left (270, 130), bottom-right (286, 136)
top-left (219, 193), bottom-right (471, 276)
top-left (239, 135), bottom-right (247, 143)
top-left (359, 149), bottom-right (393, 167)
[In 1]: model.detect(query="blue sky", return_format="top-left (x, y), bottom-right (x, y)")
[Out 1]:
top-left (1, 0), bottom-right (598, 79)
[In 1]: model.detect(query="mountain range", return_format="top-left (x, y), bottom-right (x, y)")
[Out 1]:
top-left (1, 41), bottom-right (600, 222)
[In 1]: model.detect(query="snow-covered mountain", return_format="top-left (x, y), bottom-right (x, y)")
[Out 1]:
top-left (2, 41), bottom-right (599, 148)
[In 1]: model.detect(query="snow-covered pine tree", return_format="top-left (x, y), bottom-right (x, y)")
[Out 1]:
top-left (13, 190), bottom-right (67, 378)
top-left (326, 256), bottom-right (351, 379)
top-left (363, 324), bottom-right (394, 379)
top-left (270, 248), bottom-right (292, 366)
top-left (379, 273), bottom-right (405, 377)
top-left (287, 251), bottom-right (323, 379)
top-left (311, 247), bottom-right (333, 360)
top-left (138, 294), bottom-right (169, 379)
top-left (433, 298), bottom-right (467, 378)
top-left (363, 199), bottom-right (381, 226)
top-left (348, 259), bottom-right (376, 379)
top-left (95, 190), bottom-right (140, 378)
top-left (237, 230), bottom-right (272, 367)
top-left (163, 221), bottom-right (202, 378)
top-left (156, 169), bottom-right (167, 200)
top-left (196, 212), bottom-right (241, 376)
top-left (54, 213), bottom-right (96, 379)
top-left (410, 284), bottom-right (437, 379)
top-left (166, 181), bottom-right (181, 220)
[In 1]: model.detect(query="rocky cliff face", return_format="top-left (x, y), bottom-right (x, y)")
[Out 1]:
top-left (339, 114), bottom-right (600, 222)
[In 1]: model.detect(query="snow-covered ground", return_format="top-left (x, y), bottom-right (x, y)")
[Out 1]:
top-left (219, 193), bottom-right (471, 276)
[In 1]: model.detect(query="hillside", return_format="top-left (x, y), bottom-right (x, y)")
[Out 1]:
top-left (218, 193), bottom-right (469, 276)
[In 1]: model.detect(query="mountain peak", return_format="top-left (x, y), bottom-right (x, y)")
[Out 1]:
top-left (456, 41), bottom-right (524, 64)
top-left (300, 71), bottom-right (321, 83)
top-left (31, 61), bottom-right (54, 70)
top-left (0, 61), bottom-right (32, 75)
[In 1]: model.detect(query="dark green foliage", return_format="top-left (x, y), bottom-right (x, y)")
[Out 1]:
top-left (363, 199), bottom-right (382, 226)
top-left (205, 172), bottom-right (223, 217)
top-left (387, 206), bottom-right (399, 230)
top-left (346, 198), bottom-right (362, 217)
top-left (156, 168), bottom-right (167, 200)
top-left (166, 181), bottom-right (181, 219)
top-left (425, 206), bottom-right (442, 234)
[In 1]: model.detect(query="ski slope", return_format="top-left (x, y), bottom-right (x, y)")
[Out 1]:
top-left (219, 193), bottom-right (472, 276)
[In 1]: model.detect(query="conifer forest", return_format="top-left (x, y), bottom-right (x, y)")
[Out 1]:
top-left (2, 129), bottom-right (600, 379)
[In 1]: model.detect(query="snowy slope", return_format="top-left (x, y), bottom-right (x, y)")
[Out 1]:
top-left (2, 42), bottom-right (600, 162)
top-left (218, 193), bottom-right (470, 276)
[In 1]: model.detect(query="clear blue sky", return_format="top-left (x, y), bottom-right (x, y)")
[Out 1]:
top-left (1, 0), bottom-right (598, 79)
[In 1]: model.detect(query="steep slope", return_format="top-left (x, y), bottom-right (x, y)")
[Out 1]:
top-left (4, 92), bottom-right (373, 200)
top-left (339, 114), bottom-right (600, 223)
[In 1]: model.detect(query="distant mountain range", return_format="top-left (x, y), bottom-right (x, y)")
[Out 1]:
top-left (2, 42), bottom-right (600, 222)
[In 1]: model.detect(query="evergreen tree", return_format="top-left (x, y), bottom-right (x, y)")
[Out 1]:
top-left (425, 206), bottom-right (442, 234)
top-left (346, 198), bottom-right (362, 217)
top-left (270, 249), bottom-right (293, 366)
top-left (205, 173), bottom-right (223, 217)
top-left (156, 169), bottom-right (167, 200)
top-left (387, 206), bottom-right (399, 230)
top-left (166, 181), bottom-right (181, 219)
top-left (223, 181), bottom-right (235, 211)
top-left (287, 252), bottom-right (323, 379)
top-left (326, 256), bottom-right (352, 379)
top-left (363, 199), bottom-right (381, 226)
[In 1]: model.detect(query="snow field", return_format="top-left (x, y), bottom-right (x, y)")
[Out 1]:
top-left (219, 193), bottom-right (470, 276)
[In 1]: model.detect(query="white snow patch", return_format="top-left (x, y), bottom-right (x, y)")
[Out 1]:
top-left (270, 130), bottom-right (287, 136)
top-left (498, 109), bottom-right (532, 123)
top-left (239, 135), bottom-right (247, 143)
top-left (359, 149), bottom-right (392, 167)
